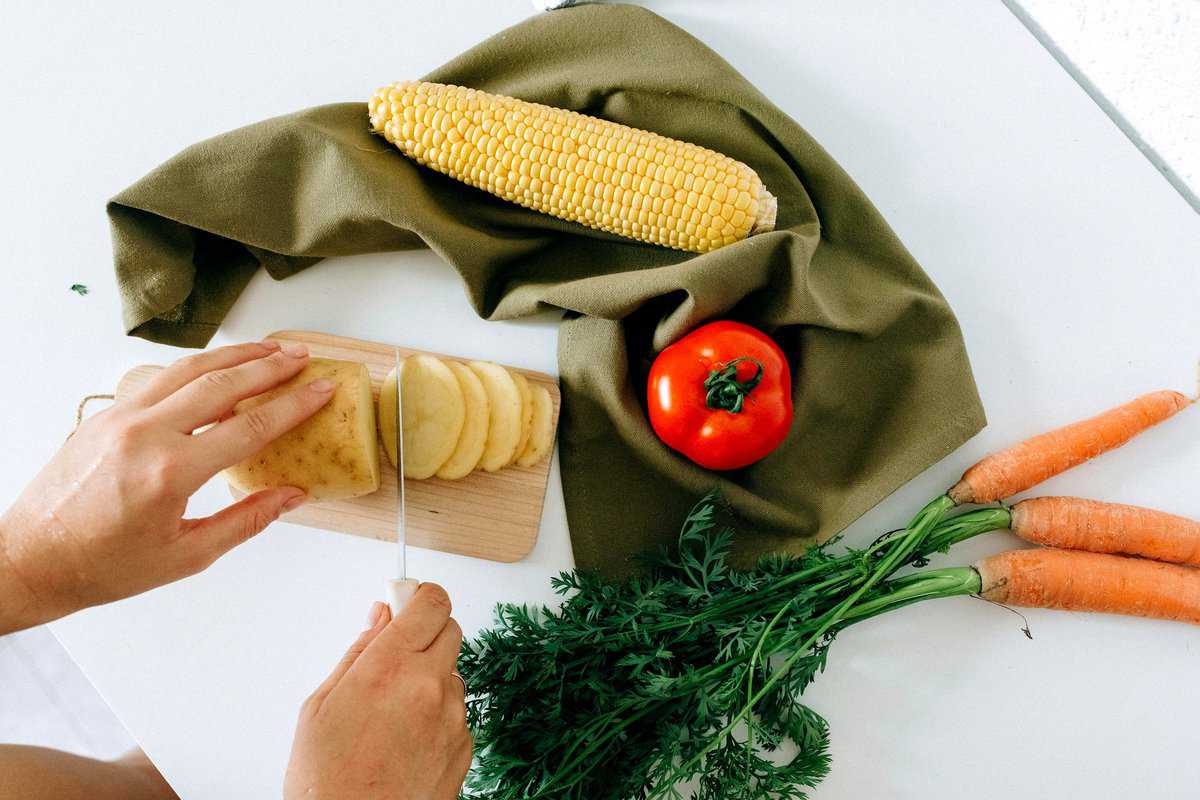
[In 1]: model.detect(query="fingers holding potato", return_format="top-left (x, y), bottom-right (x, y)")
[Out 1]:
top-left (222, 358), bottom-right (380, 501)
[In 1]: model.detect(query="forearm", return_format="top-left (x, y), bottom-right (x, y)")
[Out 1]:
top-left (0, 745), bottom-right (177, 800)
top-left (0, 507), bottom-right (66, 634)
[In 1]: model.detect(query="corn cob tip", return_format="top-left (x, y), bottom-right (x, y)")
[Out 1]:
top-left (751, 189), bottom-right (777, 235)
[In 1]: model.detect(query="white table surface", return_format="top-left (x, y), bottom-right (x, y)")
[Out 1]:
top-left (2, 1), bottom-right (1198, 797)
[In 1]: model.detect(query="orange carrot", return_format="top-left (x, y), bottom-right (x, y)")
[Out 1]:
top-left (1011, 497), bottom-right (1200, 566)
top-left (950, 390), bottom-right (1191, 504)
top-left (975, 548), bottom-right (1200, 625)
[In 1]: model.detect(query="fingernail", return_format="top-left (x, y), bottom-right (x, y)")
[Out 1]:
top-left (366, 601), bottom-right (387, 628)
top-left (282, 342), bottom-right (308, 358)
top-left (309, 378), bottom-right (336, 393)
top-left (281, 492), bottom-right (307, 513)
top-left (259, 339), bottom-right (281, 351)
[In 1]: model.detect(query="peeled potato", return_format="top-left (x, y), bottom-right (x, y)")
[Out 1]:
top-left (508, 370), bottom-right (534, 466)
top-left (468, 361), bottom-right (523, 472)
top-left (436, 361), bottom-right (491, 480)
top-left (378, 366), bottom-right (400, 467)
top-left (379, 355), bottom-right (466, 479)
top-left (223, 358), bottom-right (380, 501)
top-left (517, 385), bottom-right (554, 467)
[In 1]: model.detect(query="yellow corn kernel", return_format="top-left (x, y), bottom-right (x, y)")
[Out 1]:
top-left (368, 81), bottom-right (776, 253)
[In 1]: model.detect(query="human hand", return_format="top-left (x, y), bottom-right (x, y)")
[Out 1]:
top-left (284, 585), bottom-right (472, 800)
top-left (0, 341), bottom-right (334, 633)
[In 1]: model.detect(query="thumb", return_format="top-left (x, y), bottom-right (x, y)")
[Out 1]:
top-left (305, 602), bottom-right (392, 714)
top-left (185, 487), bottom-right (306, 559)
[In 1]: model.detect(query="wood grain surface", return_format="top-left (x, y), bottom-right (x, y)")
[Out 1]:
top-left (115, 330), bottom-right (560, 563)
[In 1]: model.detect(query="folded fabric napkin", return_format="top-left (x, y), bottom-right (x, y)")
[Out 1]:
top-left (109, 3), bottom-right (984, 575)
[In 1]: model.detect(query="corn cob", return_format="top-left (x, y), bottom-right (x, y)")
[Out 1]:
top-left (368, 81), bottom-right (777, 253)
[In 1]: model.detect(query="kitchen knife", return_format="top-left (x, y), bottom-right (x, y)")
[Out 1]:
top-left (387, 350), bottom-right (420, 615)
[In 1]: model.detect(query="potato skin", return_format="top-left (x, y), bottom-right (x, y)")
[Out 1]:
top-left (222, 358), bottom-right (380, 501)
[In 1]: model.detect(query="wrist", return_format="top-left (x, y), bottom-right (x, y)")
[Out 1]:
top-left (0, 507), bottom-right (64, 634)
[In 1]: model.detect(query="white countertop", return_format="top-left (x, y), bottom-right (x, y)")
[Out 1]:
top-left (1013, 0), bottom-right (1199, 211)
top-left (2, 1), bottom-right (1198, 798)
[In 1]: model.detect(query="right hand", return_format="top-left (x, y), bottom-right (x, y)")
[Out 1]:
top-left (284, 584), bottom-right (472, 800)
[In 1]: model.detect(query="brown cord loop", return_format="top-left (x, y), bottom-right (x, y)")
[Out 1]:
top-left (71, 393), bottom-right (116, 439)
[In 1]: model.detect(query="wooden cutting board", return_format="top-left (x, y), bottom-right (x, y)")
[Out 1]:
top-left (115, 330), bottom-right (560, 563)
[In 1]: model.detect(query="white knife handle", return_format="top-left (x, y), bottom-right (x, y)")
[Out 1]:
top-left (387, 578), bottom-right (420, 616)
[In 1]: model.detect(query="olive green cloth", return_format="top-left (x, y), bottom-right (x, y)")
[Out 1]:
top-left (108, 4), bottom-right (984, 575)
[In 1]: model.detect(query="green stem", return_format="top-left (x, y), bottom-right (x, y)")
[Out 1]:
top-left (839, 567), bottom-right (981, 625)
top-left (704, 357), bottom-right (764, 413)
top-left (647, 495), bottom-right (956, 797)
top-left (483, 506), bottom-right (1012, 660)
top-left (906, 507), bottom-right (1011, 558)
top-left (530, 702), bottom-right (658, 798)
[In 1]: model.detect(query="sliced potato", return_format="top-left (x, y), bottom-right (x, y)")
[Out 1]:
top-left (517, 385), bottom-right (554, 468)
top-left (468, 360), bottom-right (522, 472)
top-left (223, 358), bottom-right (380, 501)
top-left (379, 365), bottom-right (400, 467)
top-left (436, 361), bottom-right (491, 480)
top-left (508, 370), bottom-right (533, 466)
top-left (382, 355), bottom-right (466, 479)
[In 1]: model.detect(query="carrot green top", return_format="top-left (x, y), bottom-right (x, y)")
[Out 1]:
top-left (106, 4), bottom-right (983, 575)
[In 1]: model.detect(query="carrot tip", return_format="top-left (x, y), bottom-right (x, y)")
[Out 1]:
top-left (948, 479), bottom-right (975, 505)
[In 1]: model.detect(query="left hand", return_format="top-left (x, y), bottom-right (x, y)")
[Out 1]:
top-left (0, 340), bottom-right (334, 633)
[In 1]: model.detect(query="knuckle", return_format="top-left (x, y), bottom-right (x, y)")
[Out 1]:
top-left (417, 583), bottom-right (452, 613)
top-left (299, 688), bottom-right (330, 719)
top-left (242, 506), bottom-right (276, 540)
top-left (199, 368), bottom-right (238, 394)
top-left (267, 351), bottom-right (296, 374)
top-left (241, 407), bottom-right (275, 441)
top-left (111, 415), bottom-right (151, 448)
top-left (361, 662), bottom-right (393, 694)
top-left (175, 352), bottom-right (208, 372)
top-left (410, 673), bottom-right (446, 709)
top-left (299, 693), bottom-right (321, 716)
top-left (147, 454), bottom-right (179, 490)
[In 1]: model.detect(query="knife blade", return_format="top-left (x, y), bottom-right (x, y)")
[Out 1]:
top-left (387, 350), bottom-right (419, 615)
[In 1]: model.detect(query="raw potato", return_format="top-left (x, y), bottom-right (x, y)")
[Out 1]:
top-left (223, 358), bottom-right (380, 501)
top-left (468, 361), bottom-right (523, 472)
top-left (436, 362), bottom-right (491, 480)
top-left (380, 356), bottom-right (466, 479)
top-left (508, 370), bottom-right (534, 466)
top-left (378, 366), bottom-right (400, 467)
top-left (517, 384), bottom-right (554, 468)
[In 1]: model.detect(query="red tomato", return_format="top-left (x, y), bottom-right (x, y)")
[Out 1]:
top-left (647, 320), bottom-right (794, 471)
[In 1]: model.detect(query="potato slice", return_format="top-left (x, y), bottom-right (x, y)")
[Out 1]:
top-left (380, 355), bottom-right (466, 479)
top-left (436, 361), bottom-right (491, 480)
top-left (378, 366), bottom-right (400, 467)
top-left (468, 361), bottom-right (523, 472)
top-left (517, 385), bottom-right (554, 468)
top-left (223, 358), bottom-right (380, 501)
top-left (508, 370), bottom-right (534, 466)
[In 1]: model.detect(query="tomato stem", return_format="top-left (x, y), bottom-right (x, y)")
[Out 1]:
top-left (704, 357), bottom-right (764, 413)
